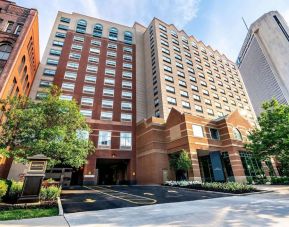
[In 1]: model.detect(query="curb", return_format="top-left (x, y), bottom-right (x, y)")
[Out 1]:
top-left (162, 185), bottom-right (271, 196)
top-left (57, 197), bottom-right (64, 216)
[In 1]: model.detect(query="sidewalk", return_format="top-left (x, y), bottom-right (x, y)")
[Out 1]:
top-left (0, 216), bottom-right (69, 227)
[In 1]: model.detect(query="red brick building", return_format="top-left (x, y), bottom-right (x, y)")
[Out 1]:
top-left (136, 108), bottom-right (279, 184)
top-left (0, 0), bottom-right (39, 178)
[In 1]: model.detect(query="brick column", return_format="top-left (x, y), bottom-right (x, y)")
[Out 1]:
top-left (189, 151), bottom-right (202, 182)
top-left (83, 155), bottom-right (97, 185)
top-left (228, 149), bottom-right (247, 183)
top-left (271, 157), bottom-right (280, 177)
top-left (261, 161), bottom-right (271, 178)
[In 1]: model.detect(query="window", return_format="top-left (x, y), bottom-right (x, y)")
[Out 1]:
top-left (123, 54), bottom-right (132, 61)
top-left (81, 97), bottom-right (94, 106)
top-left (53, 40), bottom-right (64, 47)
top-left (101, 111), bottom-right (113, 120)
top-left (167, 96), bottom-right (176, 105)
top-left (123, 46), bottom-right (132, 53)
top-left (0, 43), bottom-right (12, 60)
top-left (72, 44), bottom-right (82, 51)
top-left (108, 43), bottom-right (117, 49)
top-left (120, 132), bottom-right (132, 149)
top-left (76, 19), bottom-right (87, 34)
top-left (86, 65), bottom-right (98, 73)
top-left (104, 77), bottom-right (115, 86)
top-left (90, 48), bottom-right (100, 54)
top-left (192, 125), bottom-right (204, 137)
top-left (93, 24), bottom-right (103, 37)
top-left (64, 71), bottom-right (77, 80)
top-left (121, 113), bottom-right (132, 122)
top-left (165, 75), bottom-right (174, 83)
top-left (122, 81), bottom-right (132, 89)
top-left (179, 80), bottom-right (186, 87)
top-left (233, 128), bottom-right (242, 141)
top-left (85, 75), bottom-right (97, 83)
top-left (5, 21), bottom-right (14, 33)
top-left (207, 108), bottom-right (214, 116)
top-left (55, 32), bottom-right (66, 38)
top-left (102, 99), bottom-right (113, 108)
top-left (180, 90), bottom-right (188, 97)
top-left (39, 80), bottom-right (53, 87)
top-left (98, 131), bottom-right (111, 147)
top-left (162, 55), bottom-right (171, 63)
top-left (159, 24), bottom-right (167, 31)
top-left (58, 24), bottom-right (69, 31)
top-left (69, 52), bottom-right (81, 60)
top-left (83, 85), bottom-right (95, 94)
top-left (203, 89), bottom-right (209, 96)
top-left (176, 62), bottom-right (183, 69)
top-left (123, 63), bottom-right (132, 69)
top-left (121, 101), bottom-right (132, 110)
top-left (210, 128), bottom-right (220, 140)
top-left (47, 58), bottom-right (58, 66)
top-left (160, 39), bottom-right (169, 46)
top-left (182, 101), bottom-right (190, 109)
top-left (204, 98), bottom-right (211, 105)
top-left (106, 60), bottom-right (116, 67)
top-left (103, 88), bottom-right (114, 97)
top-left (164, 65), bottom-right (172, 73)
top-left (166, 85), bottom-right (175, 93)
top-left (122, 91), bottom-right (132, 99)
top-left (124, 31), bottom-right (133, 44)
top-left (36, 92), bottom-right (48, 100)
top-left (88, 56), bottom-right (99, 63)
top-left (177, 71), bottom-right (185, 78)
top-left (193, 94), bottom-right (201, 101)
top-left (67, 62), bottom-right (79, 69)
top-left (61, 82), bottom-right (75, 91)
top-left (14, 24), bottom-right (23, 35)
top-left (60, 95), bottom-right (72, 101)
top-left (107, 51), bottom-right (117, 58)
top-left (43, 69), bottom-right (56, 76)
top-left (109, 27), bottom-right (118, 40)
top-left (195, 104), bottom-right (203, 113)
top-left (105, 68), bottom-right (115, 76)
top-left (191, 85), bottom-right (198, 91)
top-left (73, 36), bottom-right (84, 42)
top-left (162, 47), bottom-right (170, 55)
top-left (123, 71), bottom-right (132, 79)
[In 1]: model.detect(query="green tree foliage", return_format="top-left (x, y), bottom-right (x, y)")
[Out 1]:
top-left (169, 150), bottom-right (192, 171)
top-left (245, 99), bottom-right (289, 175)
top-left (0, 86), bottom-right (95, 168)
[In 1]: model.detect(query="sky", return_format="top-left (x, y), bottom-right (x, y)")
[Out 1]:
top-left (15, 0), bottom-right (289, 61)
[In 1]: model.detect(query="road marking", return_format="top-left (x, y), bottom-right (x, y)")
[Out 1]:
top-left (84, 186), bottom-right (157, 205)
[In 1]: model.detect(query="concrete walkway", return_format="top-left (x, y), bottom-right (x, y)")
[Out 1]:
top-left (1, 186), bottom-right (288, 227)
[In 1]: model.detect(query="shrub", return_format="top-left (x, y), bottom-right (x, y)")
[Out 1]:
top-left (271, 176), bottom-right (289, 185)
top-left (203, 182), bottom-right (255, 193)
top-left (0, 180), bottom-right (8, 200)
top-left (7, 180), bottom-right (23, 202)
top-left (40, 186), bottom-right (61, 201)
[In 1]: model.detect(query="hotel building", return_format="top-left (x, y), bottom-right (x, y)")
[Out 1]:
top-left (29, 11), bottom-right (279, 185)
top-left (0, 0), bottom-right (39, 178)
top-left (237, 11), bottom-right (289, 116)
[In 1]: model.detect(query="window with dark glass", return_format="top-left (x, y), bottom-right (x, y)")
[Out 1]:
top-left (93, 23), bottom-right (103, 37)
top-left (124, 31), bottom-right (133, 44)
top-left (109, 27), bottom-right (118, 41)
top-left (76, 19), bottom-right (87, 34)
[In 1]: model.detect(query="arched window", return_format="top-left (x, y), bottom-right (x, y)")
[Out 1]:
top-left (233, 128), bottom-right (242, 141)
top-left (0, 43), bottom-right (12, 60)
top-left (21, 66), bottom-right (27, 82)
top-left (76, 19), bottom-right (87, 34)
top-left (93, 23), bottom-right (103, 37)
top-left (124, 31), bottom-right (133, 44)
top-left (109, 27), bottom-right (118, 41)
top-left (18, 55), bottom-right (25, 72)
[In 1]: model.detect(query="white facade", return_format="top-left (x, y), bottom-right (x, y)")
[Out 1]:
top-left (237, 11), bottom-right (289, 115)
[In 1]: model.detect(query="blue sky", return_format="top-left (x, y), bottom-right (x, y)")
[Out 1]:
top-left (15, 0), bottom-right (289, 61)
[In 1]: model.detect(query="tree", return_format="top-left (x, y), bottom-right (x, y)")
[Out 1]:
top-left (245, 99), bottom-right (289, 175)
top-left (0, 86), bottom-right (95, 168)
top-left (169, 150), bottom-right (192, 180)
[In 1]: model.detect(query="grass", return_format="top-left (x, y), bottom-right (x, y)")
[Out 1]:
top-left (0, 207), bottom-right (58, 221)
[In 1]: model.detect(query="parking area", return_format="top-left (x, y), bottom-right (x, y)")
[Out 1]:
top-left (61, 185), bottom-right (232, 213)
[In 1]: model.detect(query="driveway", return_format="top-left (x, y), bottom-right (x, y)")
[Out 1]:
top-left (60, 185), bottom-right (231, 213)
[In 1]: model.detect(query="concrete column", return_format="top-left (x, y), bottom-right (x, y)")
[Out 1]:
top-left (261, 161), bottom-right (271, 178)
top-left (189, 151), bottom-right (202, 182)
top-left (83, 156), bottom-right (97, 185)
top-left (228, 149), bottom-right (247, 183)
top-left (271, 157), bottom-right (280, 177)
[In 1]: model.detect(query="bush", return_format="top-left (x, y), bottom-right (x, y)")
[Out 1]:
top-left (0, 180), bottom-right (8, 200)
top-left (7, 181), bottom-right (23, 202)
top-left (40, 186), bottom-right (61, 201)
top-left (271, 176), bottom-right (289, 185)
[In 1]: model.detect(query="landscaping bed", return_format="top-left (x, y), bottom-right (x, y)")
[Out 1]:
top-left (163, 181), bottom-right (257, 194)
top-left (0, 179), bottom-right (61, 220)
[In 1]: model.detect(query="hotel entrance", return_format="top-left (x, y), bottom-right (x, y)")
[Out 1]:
top-left (198, 151), bottom-right (234, 182)
top-left (96, 159), bottom-right (129, 185)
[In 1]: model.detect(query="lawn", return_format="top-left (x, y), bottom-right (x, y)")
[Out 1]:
top-left (0, 207), bottom-right (59, 221)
